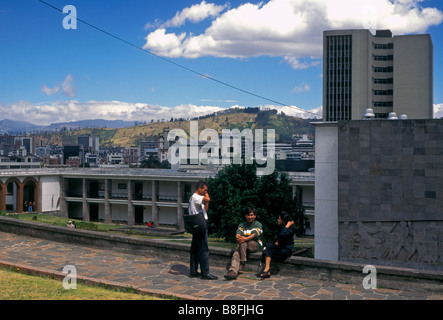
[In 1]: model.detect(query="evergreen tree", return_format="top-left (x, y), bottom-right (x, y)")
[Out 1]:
top-left (206, 163), bottom-right (308, 243)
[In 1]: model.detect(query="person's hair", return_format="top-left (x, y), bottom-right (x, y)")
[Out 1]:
top-left (195, 180), bottom-right (207, 190)
top-left (245, 207), bottom-right (256, 215)
top-left (279, 211), bottom-right (292, 224)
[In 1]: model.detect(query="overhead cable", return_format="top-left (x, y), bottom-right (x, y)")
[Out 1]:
top-left (38, 0), bottom-right (321, 118)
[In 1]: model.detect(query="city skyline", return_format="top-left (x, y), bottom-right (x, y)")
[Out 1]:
top-left (1, 0), bottom-right (443, 126)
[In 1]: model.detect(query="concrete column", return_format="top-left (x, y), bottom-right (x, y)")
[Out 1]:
top-left (127, 180), bottom-right (134, 226)
top-left (313, 122), bottom-right (338, 261)
top-left (152, 180), bottom-right (159, 227)
top-left (37, 177), bottom-right (42, 212)
top-left (0, 182), bottom-right (6, 212)
top-left (82, 178), bottom-right (90, 222)
top-left (17, 182), bottom-right (23, 213)
top-left (104, 178), bottom-right (111, 224)
top-left (59, 177), bottom-right (68, 218)
top-left (177, 181), bottom-right (184, 229)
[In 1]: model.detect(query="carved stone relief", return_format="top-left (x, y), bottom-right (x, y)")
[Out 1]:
top-left (339, 221), bottom-right (443, 270)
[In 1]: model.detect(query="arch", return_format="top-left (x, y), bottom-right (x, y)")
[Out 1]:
top-left (23, 177), bottom-right (39, 213)
top-left (4, 178), bottom-right (23, 213)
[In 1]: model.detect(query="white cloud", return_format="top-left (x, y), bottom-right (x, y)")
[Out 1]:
top-left (41, 84), bottom-right (59, 96)
top-left (292, 82), bottom-right (311, 93)
top-left (0, 100), bottom-right (225, 126)
top-left (2, 100), bottom-right (439, 127)
top-left (41, 74), bottom-right (76, 98)
top-left (143, 0), bottom-right (443, 62)
top-left (163, 1), bottom-right (228, 27)
top-left (260, 104), bottom-right (322, 119)
top-left (61, 74), bottom-right (76, 98)
top-left (144, 28), bottom-right (187, 58)
top-left (282, 56), bottom-right (321, 70)
top-left (434, 103), bottom-right (443, 119)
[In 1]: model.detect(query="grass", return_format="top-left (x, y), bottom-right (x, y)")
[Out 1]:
top-left (0, 265), bottom-right (169, 300)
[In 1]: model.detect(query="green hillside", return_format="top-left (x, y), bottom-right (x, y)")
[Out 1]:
top-left (32, 109), bottom-right (317, 148)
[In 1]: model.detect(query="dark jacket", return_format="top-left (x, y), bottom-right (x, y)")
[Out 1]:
top-left (276, 225), bottom-right (295, 255)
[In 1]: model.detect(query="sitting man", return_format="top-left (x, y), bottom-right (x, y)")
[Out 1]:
top-left (224, 207), bottom-right (263, 280)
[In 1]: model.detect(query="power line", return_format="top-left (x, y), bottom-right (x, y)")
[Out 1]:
top-left (38, 0), bottom-right (321, 118)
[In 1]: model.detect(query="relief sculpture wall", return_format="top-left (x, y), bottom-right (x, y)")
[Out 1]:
top-left (339, 221), bottom-right (443, 270)
top-left (337, 120), bottom-right (443, 271)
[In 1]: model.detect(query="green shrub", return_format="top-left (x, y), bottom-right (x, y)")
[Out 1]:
top-left (75, 221), bottom-right (99, 231)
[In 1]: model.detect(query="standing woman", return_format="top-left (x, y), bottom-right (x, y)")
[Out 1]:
top-left (258, 211), bottom-right (295, 278)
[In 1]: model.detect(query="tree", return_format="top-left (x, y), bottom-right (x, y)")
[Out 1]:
top-left (139, 155), bottom-right (168, 168)
top-left (206, 163), bottom-right (258, 242)
top-left (206, 163), bottom-right (308, 244)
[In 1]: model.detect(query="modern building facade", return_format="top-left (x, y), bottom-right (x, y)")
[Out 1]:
top-left (0, 168), bottom-right (315, 234)
top-left (323, 29), bottom-right (433, 121)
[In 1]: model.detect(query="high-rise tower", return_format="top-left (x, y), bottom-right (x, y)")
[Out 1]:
top-left (323, 29), bottom-right (433, 120)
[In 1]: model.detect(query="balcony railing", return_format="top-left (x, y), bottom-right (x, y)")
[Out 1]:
top-left (65, 191), bottom-right (179, 203)
top-left (133, 193), bottom-right (152, 201)
top-left (158, 195), bottom-right (178, 202)
top-left (109, 192), bottom-right (129, 200)
top-left (65, 191), bottom-right (83, 198)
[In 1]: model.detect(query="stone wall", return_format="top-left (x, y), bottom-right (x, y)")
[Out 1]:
top-left (337, 119), bottom-right (443, 271)
top-left (1, 216), bottom-right (442, 292)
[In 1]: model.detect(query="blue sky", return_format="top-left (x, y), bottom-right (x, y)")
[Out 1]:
top-left (1, 0), bottom-right (442, 125)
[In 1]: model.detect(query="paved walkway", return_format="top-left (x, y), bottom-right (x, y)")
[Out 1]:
top-left (0, 231), bottom-right (441, 300)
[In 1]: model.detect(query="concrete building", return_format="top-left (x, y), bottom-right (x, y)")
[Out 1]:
top-left (323, 29), bottom-right (433, 121)
top-left (124, 146), bottom-right (141, 165)
top-left (0, 168), bottom-right (315, 233)
top-left (78, 135), bottom-right (99, 154)
top-left (14, 137), bottom-right (34, 155)
top-left (313, 119), bottom-right (443, 271)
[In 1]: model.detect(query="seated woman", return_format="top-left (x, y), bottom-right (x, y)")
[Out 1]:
top-left (258, 211), bottom-right (295, 278)
top-left (224, 207), bottom-right (263, 280)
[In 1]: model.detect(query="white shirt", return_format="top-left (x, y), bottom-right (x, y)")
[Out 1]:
top-left (189, 193), bottom-right (208, 220)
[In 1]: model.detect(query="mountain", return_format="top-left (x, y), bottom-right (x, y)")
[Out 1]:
top-left (43, 119), bottom-right (134, 131)
top-left (0, 119), bottom-right (42, 134)
top-left (0, 119), bottom-right (135, 134)
top-left (30, 108), bottom-right (318, 147)
top-left (2, 108), bottom-right (317, 147)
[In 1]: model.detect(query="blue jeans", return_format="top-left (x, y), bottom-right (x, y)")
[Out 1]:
top-left (190, 231), bottom-right (209, 276)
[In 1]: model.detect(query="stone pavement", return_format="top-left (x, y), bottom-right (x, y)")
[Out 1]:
top-left (0, 231), bottom-right (441, 300)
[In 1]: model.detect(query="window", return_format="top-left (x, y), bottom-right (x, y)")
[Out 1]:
top-left (374, 90), bottom-right (393, 96)
top-left (374, 43), bottom-right (393, 50)
top-left (374, 55), bottom-right (393, 61)
top-left (374, 101), bottom-right (393, 107)
top-left (374, 66), bottom-right (393, 73)
top-left (374, 78), bottom-right (393, 84)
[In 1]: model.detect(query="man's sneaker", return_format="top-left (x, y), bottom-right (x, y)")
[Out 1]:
top-left (201, 273), bottom-right (218, 280)
top-left (224, 271), bottom-right (238, 280)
